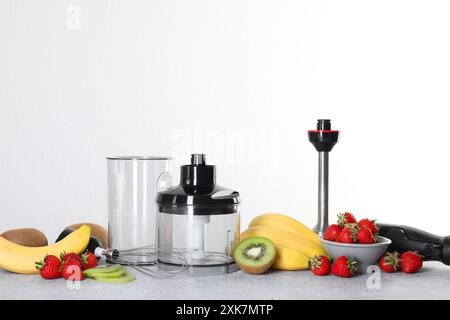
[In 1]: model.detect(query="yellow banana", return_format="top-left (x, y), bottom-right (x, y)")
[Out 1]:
top-left (249, 213), bottom-right (322, 247)
top-left (0, 225), bottom-right (91, 274)
top-left (241, 225), bottom-right (328, 259)
top-left (272, 245), bottom-right (310, 271)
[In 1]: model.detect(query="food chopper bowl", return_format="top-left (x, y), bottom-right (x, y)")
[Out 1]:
top-left (157, 154), bottom-right (241, 275)
top-left (320, 236), bottom-right (392, 274)
top-left (157, 208), bottom-right (240, 275)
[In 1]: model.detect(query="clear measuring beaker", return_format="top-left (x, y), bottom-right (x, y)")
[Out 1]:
top-left (107, 156), bottom-right (171, 264)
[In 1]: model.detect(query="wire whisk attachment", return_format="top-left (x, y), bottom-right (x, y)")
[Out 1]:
top-left (94, 245), bottom-right (187, 278)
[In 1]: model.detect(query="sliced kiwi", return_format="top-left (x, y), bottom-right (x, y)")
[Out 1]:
top-left (88, 268), bottom-right (126, 279)
top-left (233, 236), bottom-right (276, 274)
top-left (84, 265), bottom-right (135, 283)
top-left (94, 273), bottom-right (136, 284)
top-left (83, 264), bottom-right (123, 277)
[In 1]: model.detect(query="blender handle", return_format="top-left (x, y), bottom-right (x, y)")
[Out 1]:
top-left (378, 223), bottom-right (450, 265)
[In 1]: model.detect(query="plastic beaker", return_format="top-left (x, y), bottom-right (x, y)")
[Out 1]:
top-left (107, 156), bottom-right (171, 264)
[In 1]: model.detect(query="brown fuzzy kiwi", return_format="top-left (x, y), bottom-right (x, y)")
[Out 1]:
top-left (66, 223), bottom-right (108, 248)
top-left (0, 228), bottom-right (48, 247)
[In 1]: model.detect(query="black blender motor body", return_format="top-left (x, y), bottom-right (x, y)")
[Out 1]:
top-left (308, 119), bottom-right (450, 266)
top-left (378, 224), bottom-right (450, 265)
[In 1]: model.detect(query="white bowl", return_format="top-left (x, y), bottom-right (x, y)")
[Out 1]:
top-left (320, 236), bottom-right (392, 274)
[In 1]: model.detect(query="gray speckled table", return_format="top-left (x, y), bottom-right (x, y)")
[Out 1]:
top-left (1, 261), bottom-right (449, 300)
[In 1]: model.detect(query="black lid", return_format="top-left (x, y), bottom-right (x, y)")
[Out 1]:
top-left (156, 154), bottom-right (240, 215)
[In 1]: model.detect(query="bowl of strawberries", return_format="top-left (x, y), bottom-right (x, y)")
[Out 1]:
top-left (320, 212), bottom-right (391, 274)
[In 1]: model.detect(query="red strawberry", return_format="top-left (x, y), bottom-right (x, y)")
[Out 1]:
top-left (337, 212), bottom-right (357, 227)
top-left (331, 256), bottom-right (358, 277)
top-left (356, 227), bottom-right (375, 244)
top-left (379, 252), bottom-right (401, 273)
top-left (35, 255), bottom-right (62, 279)
top-left (323, 224), bottom-right (342, 242)
top-left (337, 224), bottom-right (358, 243)
top-left (60, 252), bottom-right (82, 265)
top-left (61, 259), bottom-right (85, 281)
top-left (309, 255), bottom-right (331, 276)
top-left (401, 251), bottom-right (423, 273)
top-left (81, 251), bottom-right (98, 270)
top-left (358, 218), bottom-right (378, 234)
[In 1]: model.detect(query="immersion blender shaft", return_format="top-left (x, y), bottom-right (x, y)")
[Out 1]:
top-left (308, 119), bottom-right (339, 236)
top-left (314, 151), bottom-right (329, 236)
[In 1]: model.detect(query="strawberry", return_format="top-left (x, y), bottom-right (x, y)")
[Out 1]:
top-left (61, 259), bottom-right (85, 281)
top-left (60, 252), bottom-right (82, 265)
top-left (331, 256), bottom-right (358, 277)
top-left (358, 218), bottom-right (378, 234)
top-left (35, 255), bottom-right (62, 279)
top-left (309, 255), bottom-right (331, 276)
top-left (81, 251), bottom-right (97, 270)
top-left (379, 252), bottom-right (401, 273)
top-left (337, 212), bottom-right (357, 227)
top-left (323, 224), bottom-right (342, 242)
top-left (356, 227), bottom-right (375, 244)
top-left (337, 224), bottom-right (358, 243)
top-left (401, 251), bottom-right (423, 273)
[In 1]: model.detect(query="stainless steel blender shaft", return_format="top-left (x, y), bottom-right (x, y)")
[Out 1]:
top-left (313, 151), bottom-right (329, 236)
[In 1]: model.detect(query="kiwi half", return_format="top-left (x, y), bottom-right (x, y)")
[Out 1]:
top-left (233, 236), bottom-right (276, 274)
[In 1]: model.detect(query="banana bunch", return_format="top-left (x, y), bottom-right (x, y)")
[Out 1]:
top-left (0, 225), bottom-right (91, 274)
top-left (241, 213), bottom-right (328, 271)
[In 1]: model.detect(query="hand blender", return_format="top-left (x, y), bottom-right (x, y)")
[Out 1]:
top-left (308, 119), bottom-right (339, 236)
top-left (378, 224), bottom-right (450, 265)
top-left (307, 120), bottom-right (450, 265)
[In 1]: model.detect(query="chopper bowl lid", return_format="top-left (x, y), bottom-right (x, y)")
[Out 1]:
top-left (156, 185), bottom-right (240, 215)
top-left (156, 154), bottom-right (240, 215)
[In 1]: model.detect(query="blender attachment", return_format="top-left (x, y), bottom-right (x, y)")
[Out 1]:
top-left (93, 245), bottom-right (188, 277)
top-left (308, 119), bottom-right (339, 236)
top-left (107, 156), bottom-right (172, 265)
top-left (157, 154), bottom-right (241, 275)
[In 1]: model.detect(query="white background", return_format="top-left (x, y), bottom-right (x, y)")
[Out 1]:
top-left (1, 0), bottom-right (450, 241)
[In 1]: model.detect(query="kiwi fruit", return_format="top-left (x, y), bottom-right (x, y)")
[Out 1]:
top-left (0, 228), bottom-right (48, 247)
top-left (83, 265), bottom-right (135, 284)
top-left (233, 236), bottom-right (276, 274)
top-left (84, 266), bottom-right (126, 278)
top-left (93, 273), bottom-right (136, 284)
top-left (66, 223), bottom-right (108, 248)
top-left (83, 264), bottom-right (123, 277)
top-left (92, 268), bottom-right (126, 278)
top-left (56, 223), bottom-right (108, 253)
